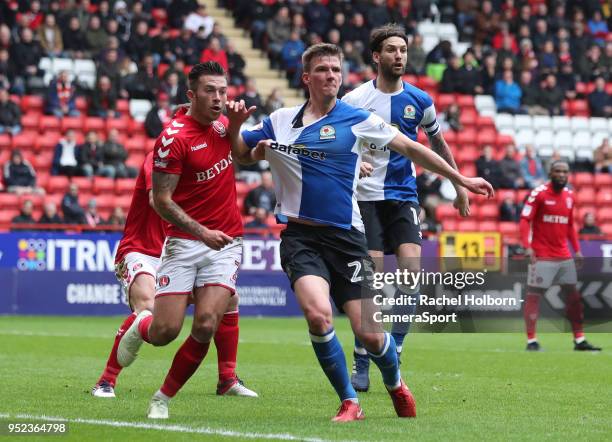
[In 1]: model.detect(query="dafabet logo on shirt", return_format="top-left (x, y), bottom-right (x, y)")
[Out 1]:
top-left (319, 125), bottom-right (335, 140)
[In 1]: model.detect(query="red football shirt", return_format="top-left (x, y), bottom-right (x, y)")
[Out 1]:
top-left (152, 113), bottom-right (243, 240)
top-left (115, 151), bottom-right (167, 262)
top-left (520, 182), bottom-right (580, 259)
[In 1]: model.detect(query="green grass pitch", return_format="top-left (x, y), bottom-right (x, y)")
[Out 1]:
top-left (0, 316), bottom-right (610, 441)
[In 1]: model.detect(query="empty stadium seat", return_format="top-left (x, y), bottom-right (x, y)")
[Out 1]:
top-left (38, 132), bottom-right (61, 150)
top-left (600, 223), bottom-right (612, 237)
top-left (479, 221), bottom-right (499, 231)
top-left (553, 130), bottom-right (573, 149)
top-left (435, 204), bottom-right (457, 221)
top-left (475, 95), bottom-right (496, 114)
top-left (0, 209), bottom-right (20, 224)
top-left (495, 113), bottom-right (513, 132)
top-left (534, 130), bottom-right (554, 149)
top-left (513, 115), bottom-right (533, 130)
top-left (476, 129), bottom-right (496, 146)
top-left (573, 132), bottom-right (592, 150)
top-left (60, 116), bottom-right (84, 132)
top-left (71, 176), bottom-right (93, 192)
top-left (593, 174), bottom-right (612, 187)
top-left (498, 221), bottom-right (519, 235)
top-left (570, 117), bottom-right (589, 131)
top-left (115, 178), bottom-right (136, 195)
top-left (84, 117), bottom-right (105, 132)
top-left (0, 193), bottom-right (22, 210)
top-left (11, 131), bottom-right (38, 151)
top-left (456, 95), bottom-right (474, 108)
top-left (595, 189), bottom-right (612, 206)
top-left (46, 176), bottom-right (70, 194)
top-left (39, 116), bottom-right (61, 132)
top-left (515, 129), bottom-right (535, 147)
top-left (129, 99), bottom-right (153, 122)
top-left (93, 177), bottom-right (115, 194)
top-left (457, 220), bottom-right (479, 231)
top-left (440, 219), bottom-right (457, 232)
top-left (597, 207), bottom-right (612, 223)
top-left (496, 189), bottom-right (517, 204)
top-left (532, 115), bottom-right (552, 130)
top-left (551, 116), bottom-right (571, 131)
top-left (589, 117), bottom-right (608, 132)
top-left (478, 203), bottom-right (499, 220)
top-left (459, 108), bottom-right (478, 128)
top-left (572, 173), bottom-right (594, 189)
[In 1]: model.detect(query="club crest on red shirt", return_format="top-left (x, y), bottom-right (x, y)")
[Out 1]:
top-left (213, 120), bottom-right (226, 137)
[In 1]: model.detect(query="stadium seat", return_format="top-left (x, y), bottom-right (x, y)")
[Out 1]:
top-left (459, 108), bottom-right (478, 128)
top-left (572, 173), bottom-right (594, 189)
top-left (513, 115), bottom-right (533, 131)
top-left (589, 117), bottom-right (608, 132)
top-left (116, 99), bottom-right (130, 114)
top-left (597, 207), bottom-right (612, 223)
top-left (553, 131), bottom-right (573, 149)
top-left (60, 116), bottom-right (84, 132)
top-left (457, 128), bottom-right (476, 144)
top-left (575, 149), bottom-right (593, 162)
top-left (476, 129), bottom-right (496, 146)
top-left (106, 116), bottom-right (130, 133)
top-left (515, 129), bottom-right (535, 147)
top-left (52, 57), bottom-right (74, 75)
top-left (84, 117), bottom-right (106, 132)
top-left (592, 132), bottom-right (609, 148)
top-left (460, 163), bottom-right (477, 177)
top-left (593, 174), bottom-right (612, 187)
top-left (46, 176), bottom-right (70, 194)
top-left (479, 221), bottom-right (499, 231)
top-left (573, 132), bottom-right (592, 150)
top-left (126, 152), bottom-right (145, 169)
top-left (576, 188), bottom-right (596, 205)
top-left (0, 209), bottom-right (20, 224)
top-left (496, 189), bottom-right (517, 204)
top-left (21, 95), bottom-right (44, 113)
top-left (0, 134), bottom-right (11, 149)
top-left (39, 115), bottom-right (61, 132)
top-left (32, 151), bottom-right (53, 170)
top-left (129, 99), bottom-right (153, 122)
top-left (570, 117), bottom-right (589, 131)
top-left (531, 115), bottom-right (552, 131)
top-left (11, 131), bottom-right (38, 151)
top-left (457, 220), bottom-right (478, 231)
top-left (474, 95), bottom-right (496, 114)
top-left (442, 130), bottom-right (456, 144)
top-left (73, 59), bottom-right (96, 77)
top-left (440, 219), bottom-right (457, 232)
top-left (235, 181), bottom-right (253, 198)
top-left (551, 116), bottom-right (571, 131)
top-left (600, 223), bottom-right (612, 237)
top-left (129, 119), bottom-right (146, 136)
top-left (456, 95), bottom-right (474, 108)
top-left (21, 113), bottom-right (40, 132)
top-left (595, 189), bottom-right (612, 206)
top-left (115, 178), bottom-right (136, 195)
top-left (435, 204), bottom-right (457, 221)
top-left (567, 99), bottom-right (588, 116)
top-left (437, 93), bottom-right (454, 110)
top-left (95, 194), bottom-right (116, 211)
top-left (0, 193), bottom-right (22, 210)
top-left (93, 177), bottom-right (115, 195)
top-left (495, 134), bottom-right (515, 150)
top-left (115, 195), bottom-right (133, 212)
top-left (38, 132), bottom-right (61, 150)
top-left (478, 203), bottom-right (499, 220)
top-left (516, 189), bottom-right (530, 203)
top-left (534, 130), bottom-right (554, 149)
top-left (498, 221), bottom-right (518, 235)
top-left (476, 115), bottom-right (495, 130)
top-left (71, 176), bottom-right (93, 193)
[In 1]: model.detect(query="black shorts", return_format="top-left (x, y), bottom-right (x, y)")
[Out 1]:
top-left (358, 200), bottom-right (422, 254)
top-left (279, 222), bottom-right (376, 310)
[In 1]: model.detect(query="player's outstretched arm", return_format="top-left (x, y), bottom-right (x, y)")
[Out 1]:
top-left (388, 133), bottom-right (494, 197)
top-left (153, 171), bottom-right (232, 250)
top-left (428, 132), bottom-right (470, 216)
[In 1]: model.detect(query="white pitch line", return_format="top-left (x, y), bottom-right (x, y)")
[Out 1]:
top-left (0, 413), bottom-right (358, 442)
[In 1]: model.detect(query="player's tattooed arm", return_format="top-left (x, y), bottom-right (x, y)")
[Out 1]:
top-left (152, 172), bottom-right (233, 250)
top-left (152, 172), bottom-right (204, 237)
top-left (428, 132), bottom-right (470, 216)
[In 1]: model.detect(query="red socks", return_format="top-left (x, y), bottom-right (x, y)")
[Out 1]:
top-left (160, 335), bottom-right (210, 398)
top-left (524, 292), bottom-right (540, 342)
top-left (565, 290), bottom-right (584, 341)
top-left (98, 313), bottom-right (137, 386)
top-left (214, 311), bottom-right (239, 383)
top-left (138, 314), bottom-right (153, 343)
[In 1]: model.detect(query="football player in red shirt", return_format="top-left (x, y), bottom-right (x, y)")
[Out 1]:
top-left (117, 62), bottom-right (262, 419)
top-left (91, 151), bottom-right (257, 399)
top-left (520, 160), bottom-right (601, 352)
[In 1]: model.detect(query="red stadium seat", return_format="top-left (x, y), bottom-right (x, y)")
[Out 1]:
top-left (125, 135), bottom-right (147, 154)
top-left (11, 131), bottom-right (38, 151)
top-left (402, 74), bottom-right (417, 84)
top-left (38, 132), bottom-right (61, 150)
top-left (71, 176), bottom-right (93, 193)
top-left (479, 220), bottom-right (499, 231)
top-left (457, 220), bottom-right (479, 231)
top-left (115, 178), bottom-right (136, 195)
top-left (416, 76), bottom-right (437, 90)
top-left (84, 117), bottom-right (106, 132)
top-left (93, 177), bottom-right (115, 195)
top-left (235, 181), bottom-right (253, 198)
top-left (476, 116), bottom-right (495, 130)
top-left (129, 119), bottom-right (146, 136)
top-left (455, 145), bottom-right (479, 163)
top-left (596, 189), bottom-right (612, 206)
top-left (460, 163), bottom-right (477, 177)
top-left (44, 193), bottom-right (63, 208)
top-left (32, 151), bottom-right (53, 170)
top-left (22, 193), bottom-right (45, 211)
top-left (498, 221), bottom-right (519, 235)
top-left (593, 174), bottom-right (612, 187)
top-left (39, 115), bottom-right (61, 132)
top-left (0, 209), bottom-right (20, 224)
top-left (437, 93), bottom-right (454, 110)
top-left (459, 108), bottom-right (478, 128)
top-left (21, 113), bottom-right (40, 132)
top-left (576, 188), bottom-right (596, 205)
top-left (567, 99), bottom-right (589, 117)
top-left (46, 175), bottom-right (70, 194)
top-left (37, 172), bottom-right (49, 189)
top-left (478, 203), bottom-right (499, 220)
top-left (126, 152), bottom-right (145, 168)
top-left (442, 130), bottom-right (456, 144)
top-left (21, 95), bottom-right (44, 113)
top-left (60, 116), bottom-right (84, 132)
top-left (96, 194), bottom-right (116, 211)
top-left (457, 128), bottom-right (476, 144)
top-left (496, 189), bottom-right (517, 204)
top-left (597, 207), bottom-right (612, 223)
top-left (116, 99), bottom-right (130, 113)
top-left (106, 116), bottom-right (130, 133)
top-left (0, 133), bottom-right (11, 148)
top-left (572, 172), bottom-right (594, 189)
top-left (600, 223), bottom-right (612, 237)
top-left (0, 193), bottom-right (22, 210)
top-left (75, 97), bottom-right (88, 112)
top-left (476, 129), bottom-right (496, 146)
top-left (516, 189), bottom-right (531, 204)
top-left (495, 134), bottom-right (514, 150)
top-left (115, 195), bottom-right (133, 211)
top-left (456, 94), bottom-right (475, 108)
top-left (440, 219), bottom-right (457, 232)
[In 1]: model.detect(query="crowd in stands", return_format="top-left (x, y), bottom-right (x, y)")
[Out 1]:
top-left (1, 0), bottom-right (611, 237)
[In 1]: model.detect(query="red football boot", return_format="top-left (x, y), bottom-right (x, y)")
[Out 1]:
top-left (331, 400), bottom-right (365, 422)
top-left (388, 380), bottom-right (416, 418)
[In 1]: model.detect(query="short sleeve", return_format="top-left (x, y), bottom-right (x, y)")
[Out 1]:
top-left (143, 151), bottom-right (154, 191)
top-left (152, 132), bottom-right (186, 175)
top-left (241, 116), bottom-right (275, 149)
top-left (420, 102), bottom-right (441, 137)
top-left (351, 113), bottom-right (398, 149)
top-left (520, 187), bottom-right (542, 221)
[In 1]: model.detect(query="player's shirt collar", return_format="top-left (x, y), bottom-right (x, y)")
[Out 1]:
top-left (291, 99), bottom-right (339, 128)
top-left (372, 78), bottom-right (405, 96)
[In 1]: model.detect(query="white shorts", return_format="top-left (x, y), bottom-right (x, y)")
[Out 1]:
top-left (156, 236), bottom-right (243, 297)
top-left (527, 259), bottom-right (577, 288)
top-left (115, 252), bottom-right (160, 306)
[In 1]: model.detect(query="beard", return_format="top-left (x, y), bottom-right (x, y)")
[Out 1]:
top-left (379, 62), bottom-right (404, 81)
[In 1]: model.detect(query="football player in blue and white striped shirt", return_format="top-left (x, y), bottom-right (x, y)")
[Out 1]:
top-left (343, 24), bottom-right (469, 392)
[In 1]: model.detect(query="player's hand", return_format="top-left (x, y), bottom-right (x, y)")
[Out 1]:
top-left (199, 228), bottom-right (233, 251)
top-left (461, 176), bottom-right (495, 198)
top-left (453, 188), bottom-right (470, 217)
top-left (524, 247), bottom-right (536, 265)
top-left (227, 99), bottom-right (257, 129)
top-left (252, 139), bottom-right (273, 161)
top-left (359, 161), bottom-right (373, 178)
top-left (574, 251), bottom-right (584, 269)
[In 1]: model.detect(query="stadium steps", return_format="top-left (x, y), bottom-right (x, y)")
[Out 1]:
top-left (199, 0), bottom-right (304, 107)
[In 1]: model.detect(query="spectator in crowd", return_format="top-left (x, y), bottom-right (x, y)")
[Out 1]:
top-left (200, 37), bottom-right (228, 71)
top-left (343, 41), bottom-right (365, 73)
top-left (539, 74), bottom-right (564, 116)
top-left (10, 28), bottom-right (42, 90)
top-left (11, 199), bottom-right (35, 224)
top-left (476, 145), bottom-right (501, 189)
top-left (458, 50), bottom-right (481, 95)
top-left (106, 206), bottom-right (126, 226)
top-left (579, 212), bottom-right (603, 235)
top-left (344, 13), bottom-right (370, 54)
top-left (475, 0), bottom-right (500, 45)
top-left (145, 92), bottom-right (172, 138)
top-left (520, 145), bottom-right (546, 189)
top-left (207, 23), bottom-right (228, 50)
top-left (578, 44), bottom-right (605, 82)
top-left (45, 70), bottom-right (79, 118)
top-left (499, 196), bottom-right (520, 222)
top-left (97, 49), bottom-right (126, 98)
top-left (167, 0), bottom-right (199, 29)
top-left (84, 199), bottom-right (102, 228)
top-left (587, 10), bottom-right (608, 45)
top-left (594, 139), bottom-right (612, 174)
top-left (479, 53), bottom-right (498, 96)
top-left (416, 170), bottom-right (443, 213)
top-left (237, 78), bottom-right (264, 123)
top-left (439, 103), bottom-right (462, 132)
top-left (0, 48), bottom-right (21, 95)
top-left (291, 13), bottom-right (308, 42)
top-left (173, 28), bottom-right (200, 65)
top-left (557, 61), bottom-right (578, 100)
top-left (440, 56), bottom-right (463, 94)
top-left (518, 70), bottom-right (547, 115)
top-left (150, 26), bottom-right (174, 65)
top-left (245, 207), bottom-right (269, 229)
top-left (61, 182), bottom-right (86, 224)
top-left (0, 88), bottom-right (21, 135)
top-left (244, 170), bottom-right (276, 215)
top-left (85, 15), bottom-right (108, 57)
top-left (38, 201), bottom-right (63, 225)
top-left (125, 54), bottom-right (160, 101)
top-left (37, 13), bottom-right (63, 57)
top-left (264, 88), bottom-right (284, 115)
top-left (184, 4), bottom-right (214, 38)
top-left (52, 129), bottom-right (80, 177)
top-left (304, 0), bottom-right (331, 38)
top-left (161, 71), bottom-right (187, 105)
top-left (62, 15), bottom-right (87, 59)
top-left (281, 30), bottom-right (305, 88)
top-left (499, 144), bottom-right (524, 189)
top-left (495, 70), bottom-right (522, 114)
top-left (588, 76), bottom-right (611, 118)
top-left (100, 128), bottom-right (136, 179)
top-left (406, 34), bottom-right (426, 75)
top-left (78, 130), bottom-right (108, 177)
top-left (90, 75), bottom-right (118, 118)
top-left (266, 6), bottom-right (291, 69)
top-left (126, 20), bottom-right (152, 64)
top-left (226, 42), bottom-right (246, 86)
top-left (16, 0), bottom-right (43, 30)
top-left (3, 149), bottom-right (43, 195)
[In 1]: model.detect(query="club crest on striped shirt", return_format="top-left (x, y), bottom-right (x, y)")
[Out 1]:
top-left (403, 105), bottom-right (416, 119)
top-left (319, 125), bottom-right (336, 140)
